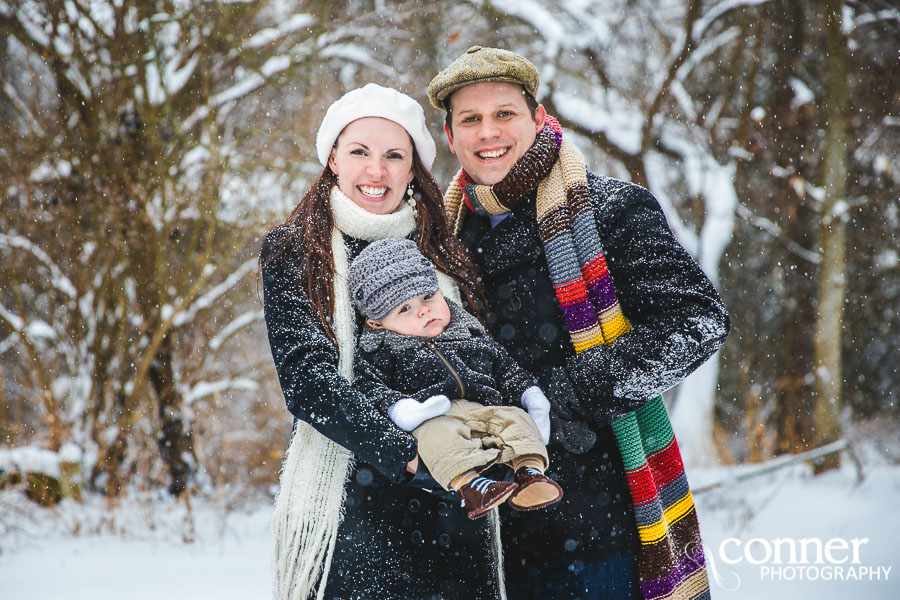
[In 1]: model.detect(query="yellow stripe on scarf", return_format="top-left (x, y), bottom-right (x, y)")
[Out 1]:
top-left (637, 491), bottom-right (697, 544)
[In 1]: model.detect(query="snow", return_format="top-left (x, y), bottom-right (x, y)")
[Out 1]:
top-left (1, 454), bottom-right (897, 599)
top-left (0, 447), bottom-right (66, 478)
top-left (0, 495), bottom-right (274, 600)
top-left (184, 378), bottom-right (259, 404)
top-left (554, 88), bottom-right (644, 156)
top-left (692, 460), bottom-right (900, 599)
top-left (172, 258), bottom-right (258, 327)
top-left (24, 319), bottom-right (56, 340)
top-left (243, 13), bottom-right (315, 50)
top-left (209, 310), bottom-right (265, 351)
top-left (874, 249), bottom-right (899, 271)
top-left (790, 77), bottom-right (815, 109)
top-left (0, 234), bottom-right (78, 298)
top-left (319, 44), bottom-right (395, 78)
top-left (693, 0), bottom-right (775, 40)
top-left (672, 352), bottom-right (722, 467)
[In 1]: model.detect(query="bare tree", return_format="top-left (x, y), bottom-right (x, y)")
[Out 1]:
top-left (811, 0), bottom-right (850, 472)
top-left (0, 0), bottom-right (330, 495)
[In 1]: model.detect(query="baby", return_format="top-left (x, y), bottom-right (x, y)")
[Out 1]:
top-left (350, 238), bottom-right (563, 519)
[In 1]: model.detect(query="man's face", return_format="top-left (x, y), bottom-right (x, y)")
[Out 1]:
top-left (443, 82), bottom-right (546, 186)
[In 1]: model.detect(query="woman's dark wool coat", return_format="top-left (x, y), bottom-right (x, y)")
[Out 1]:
top-left (457, 173), bottom-right (731, 581)
top-left (262, 229), bottom-right (501, 600)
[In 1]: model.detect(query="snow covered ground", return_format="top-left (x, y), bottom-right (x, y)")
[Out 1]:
top-left (1, 457), bottom-right (898, 599)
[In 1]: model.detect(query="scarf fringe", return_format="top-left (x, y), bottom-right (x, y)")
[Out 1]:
top-left (272, 423), bottom-right (353, 600)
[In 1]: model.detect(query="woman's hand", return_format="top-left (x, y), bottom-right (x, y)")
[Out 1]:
top-left (406, 453), bottom-right (419, 474)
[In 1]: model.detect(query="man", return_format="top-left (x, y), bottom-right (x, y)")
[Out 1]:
top-left (427, 46), bottom-right (729, 600)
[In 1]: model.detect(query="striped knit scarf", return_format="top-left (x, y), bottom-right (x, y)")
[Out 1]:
top-left (444, 116), bottom-right (711, 600)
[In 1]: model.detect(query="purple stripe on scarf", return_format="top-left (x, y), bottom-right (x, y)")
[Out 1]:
top-left (559, 298), bottom-right (599, 331)
top-left (640, 551), bottom-right (707, 599)
top-left (587, 275), bottom-right (618, 312)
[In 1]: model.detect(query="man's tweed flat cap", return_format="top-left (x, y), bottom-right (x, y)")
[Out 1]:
top-left (427, 46), bottom-right (539, 110)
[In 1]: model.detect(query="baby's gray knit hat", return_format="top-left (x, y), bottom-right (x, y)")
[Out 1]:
top-left (349, 238), bottom-right (439, 321)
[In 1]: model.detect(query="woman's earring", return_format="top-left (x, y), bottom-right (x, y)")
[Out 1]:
top-left (407, 183), bottom-right (417, 219)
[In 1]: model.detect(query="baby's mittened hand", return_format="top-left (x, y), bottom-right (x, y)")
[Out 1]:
top-left (521, 386), bottom-right (551, 444)
top-left (388, 395), bottom-right (451, 431)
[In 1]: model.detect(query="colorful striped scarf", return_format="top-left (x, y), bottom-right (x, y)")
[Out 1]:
top-left (444, 116), bottom-right (711, 600)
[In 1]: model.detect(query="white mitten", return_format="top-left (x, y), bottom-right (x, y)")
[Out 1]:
top-left (521, 386), bottom-right (551, 444)
top-left (387, 395), bottom-right (451, 431)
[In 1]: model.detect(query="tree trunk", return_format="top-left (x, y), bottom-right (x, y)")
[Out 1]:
top-left (811, 0), bottom-right (849, 473)
top-left (149, 334), bottom-right (198, 496)
top-left (767, 0), bottom-right (817, 456)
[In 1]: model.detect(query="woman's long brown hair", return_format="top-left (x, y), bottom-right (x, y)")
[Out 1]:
top-left (261, 152), bottom-right (486, 347)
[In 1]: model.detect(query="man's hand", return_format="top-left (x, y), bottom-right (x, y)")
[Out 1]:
top-left (521, 386), bottom-right (551, 444)
top-left (387, 395), bottom-right (451, 431)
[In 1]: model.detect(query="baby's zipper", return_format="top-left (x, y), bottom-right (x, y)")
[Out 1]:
top-left (425, 341), bottom-right (466, 399)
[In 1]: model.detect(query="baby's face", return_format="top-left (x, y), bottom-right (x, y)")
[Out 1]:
top-left (368, 290), bottom-right (451, 338)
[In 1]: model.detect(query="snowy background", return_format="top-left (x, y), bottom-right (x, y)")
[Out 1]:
top-left (3, 446), bottom-right (898, 599)
top-left (2, 0), bottom-right (898, 598)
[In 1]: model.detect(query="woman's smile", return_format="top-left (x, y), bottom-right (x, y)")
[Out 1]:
top-left (329, 117), bottom-right (414, 215)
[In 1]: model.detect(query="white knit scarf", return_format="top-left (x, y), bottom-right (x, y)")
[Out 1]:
top-left (272, 186), bottom-right (503, 600)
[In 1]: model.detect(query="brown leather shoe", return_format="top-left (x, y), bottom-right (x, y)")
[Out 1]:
top-left (457, 478), bottom-right (519, 520)
top-left (508, 468), bottom-right (564, 511)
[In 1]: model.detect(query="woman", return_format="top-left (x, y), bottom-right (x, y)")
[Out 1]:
top-left (261, 84), bottom-right (501, 600)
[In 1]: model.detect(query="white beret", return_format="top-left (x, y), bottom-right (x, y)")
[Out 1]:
top-left (315, 83), bottom-right (437, 170)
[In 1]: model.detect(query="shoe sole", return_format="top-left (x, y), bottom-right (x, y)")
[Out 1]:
top-left (467, 484), bottom-right (519, 520)
top-left (508, 480), bottom-right (563, 511)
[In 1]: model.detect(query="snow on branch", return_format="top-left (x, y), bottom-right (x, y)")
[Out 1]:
top-left (677, 25), bottom-right (741, 84)
top-left (211, 71), bottom-right (265, 107)
top-left (204, 52), bottom-right (296, 114)
top-left (7, 2), bottom-right (51, 48)
top-left (480, 0), bottom-right (569, 55)
top-left (185, 378), bottom-right (259, 404)
top-left (693, 439), bottom-right (852, 494)
top-left (172, 258), bottom-right (257, 328)
top-left (243, 13), bottom-right (316, 50)
top-left (0, 302), bottom-right (25, 332)
top-left (0, 444), bottom-right (82, 478)
top-left (693, 0), bottom-right (774, 40)
top-left (3, 81), bottom-right (46, 136)
top-left (735, 204), bottom-right (821, 264)
top-left (208, 310), bottom-right (264, 351)
top-left (320, 43), bottom-right (395, 78)
top-left (146, 52), bottom-right (200, 106)
top-left (848, 8), bottom-right (900, 36)
top-left (0, 234), bottom-right (77, 298)
top-left (552, 89), bottom-right (643, 156)
top-left (0, 303), bottom-right (55, 360)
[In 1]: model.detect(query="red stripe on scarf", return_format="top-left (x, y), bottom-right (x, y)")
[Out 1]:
top-left (624, 438), bottom-right (685, 506)
top-left (581, 253), bottom-right (609, 286)
top-left (553, 278), bottom-right (590, 306)
top-left (646, 439), bottom-right (685, 492)
top-left (624, 463), bottom-right (660, 506)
